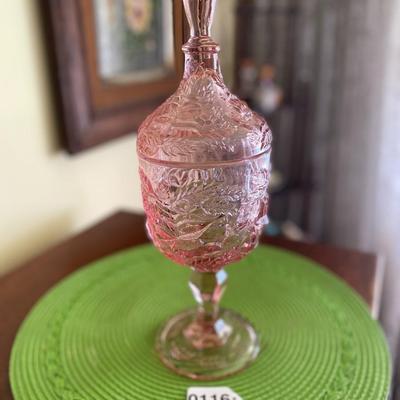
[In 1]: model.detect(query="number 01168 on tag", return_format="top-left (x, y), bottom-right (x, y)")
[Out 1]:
top-left (187, 387), bottom-right (242, 400)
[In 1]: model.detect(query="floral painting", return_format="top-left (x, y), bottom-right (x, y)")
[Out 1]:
top-left (93, 0), bottom-right (174, 83)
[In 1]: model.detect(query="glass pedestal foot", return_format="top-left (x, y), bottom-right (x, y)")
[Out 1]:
top-left (156, 308), bottom-right (260, 380)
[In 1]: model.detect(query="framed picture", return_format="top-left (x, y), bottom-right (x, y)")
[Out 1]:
top-left (47, 0), bottom-right (184, 153)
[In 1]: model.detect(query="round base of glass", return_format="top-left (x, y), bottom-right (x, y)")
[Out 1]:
top-left (156, 308), bottom-right (260, 381)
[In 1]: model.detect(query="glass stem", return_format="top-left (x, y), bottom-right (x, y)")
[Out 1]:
top-left (191, 269), bottom-right (227, 321)
top-left (184, 269), bottom-right (230, 349)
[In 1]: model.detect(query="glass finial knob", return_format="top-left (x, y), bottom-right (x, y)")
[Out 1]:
top-left (183, 0), bottom-right (217, 37)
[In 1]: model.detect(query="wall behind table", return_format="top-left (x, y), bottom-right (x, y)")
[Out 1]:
top-left (0, 1), bottom-right (143, 275)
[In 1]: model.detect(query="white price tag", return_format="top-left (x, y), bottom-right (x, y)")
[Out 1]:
top-left (187, 387), bottom-right (242, 400)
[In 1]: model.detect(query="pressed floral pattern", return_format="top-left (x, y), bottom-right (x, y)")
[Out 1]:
top-left (138, 66), bottom-right (272, 164)
top-left (138, 65), bottom-right (271, 272)
top-left (140, 155), bottom-right (270, 272)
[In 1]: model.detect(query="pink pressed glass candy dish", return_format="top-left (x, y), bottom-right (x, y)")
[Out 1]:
top-left (137, 0), bottom-right (272, 380)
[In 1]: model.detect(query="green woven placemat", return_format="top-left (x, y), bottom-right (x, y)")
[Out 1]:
top-left (10, 244), bottom-right (390, 399)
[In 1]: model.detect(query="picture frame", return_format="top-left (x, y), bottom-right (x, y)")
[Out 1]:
top-left (46, 0), bottom-right (184, 154)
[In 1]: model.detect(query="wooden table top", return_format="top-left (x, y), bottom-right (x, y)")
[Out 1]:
top-left (0, 211), bottom-right (384, 399)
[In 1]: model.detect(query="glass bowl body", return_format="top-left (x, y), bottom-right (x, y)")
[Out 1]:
top-left (138, 68), bottom-right (271, 273)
